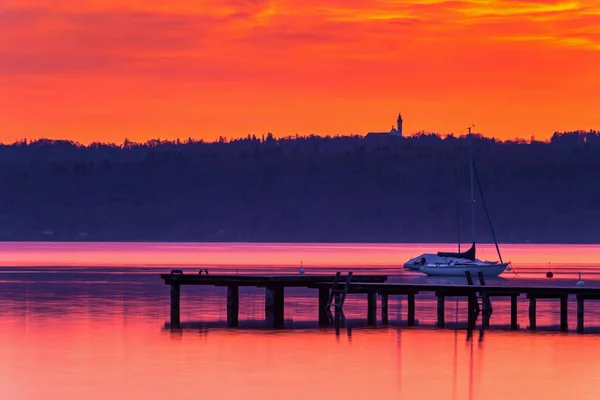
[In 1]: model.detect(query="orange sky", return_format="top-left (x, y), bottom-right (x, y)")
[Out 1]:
top-left (1, 0), bottom-right (599, 144)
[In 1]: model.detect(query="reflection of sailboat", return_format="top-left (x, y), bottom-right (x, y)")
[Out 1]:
top-left (403, 127), bottom-right (510, 277)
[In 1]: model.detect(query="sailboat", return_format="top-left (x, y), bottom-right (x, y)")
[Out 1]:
top-left (403, 127), bottom-right (510, 277)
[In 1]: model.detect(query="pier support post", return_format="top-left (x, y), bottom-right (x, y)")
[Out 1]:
top-left (436, 293), bottom-right (445, 328)
top-left (467, 294), bottom-right (478, 330)
top-left (381, 294), bottom-right (389, 325)
top-left (318, 287), bottom-right (329, 326)
top-left (560, 295), bottom-right (568, 332)
top-left (227, 286), bottom-right (239, 327)
top-left (407, 294), bottom-right (415, 326)
top-left (510, 295), bottom-right (518, 330)
top-left (367, 291), bottom-right (377, 326)
top-left (528, 296), bottom-right (536, 330)
top-left (577, 295), bottom-right (584, 333)
top-left (482, 293), bottom-right (492, 328)
top-left (170, 283), bottom-right (181, 328)
top-left (265, 286), bottom-right (284, 329)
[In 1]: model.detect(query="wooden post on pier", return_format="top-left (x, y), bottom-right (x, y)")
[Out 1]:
top-left (407, 293), bottom-right (415, 326)
top-left (510, 294), bottom-right (518, 330)
top-left (560, 295), bottom-right (568, 332)
top-left (528, 297), bottom-right (537, 330)
top-left (577, 295), bottom-right (584, 333)
top-left (170, 283), bottom-right (180, 328)
top-left (318, 287), bottom-right (329, 326)
top-left (467, 294), bottom-right (479, 330)
top-left (265, 286), bottom-right (284, 328)
top-left (481, 293), bottom-right (492, 328)
top-left (436, 292), bottom-right (445, 328)
top-left (381, 294), bottom-right (389, 325)
top-left (227, 286), bottom-right (239, 327)
top-left (367, 291), bottom-right (377, 326)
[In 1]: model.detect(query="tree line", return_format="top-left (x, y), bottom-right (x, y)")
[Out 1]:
top-left (0, 130), bottom-right (599, 243)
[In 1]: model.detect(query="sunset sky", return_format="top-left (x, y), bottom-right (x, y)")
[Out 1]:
top-left (1, 0), bottom-right (599, 144)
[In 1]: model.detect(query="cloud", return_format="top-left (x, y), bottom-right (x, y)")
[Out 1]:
top-left (460, 1), bottom-right (581, 17)
top-left (0, 7), bottom-right (227, 76)
top-left (2, 0), bottom-right (598, 81)
top-left (1, 0), bottom-right (599, 144)
top-left (478, 5), bottom-right (600, 50)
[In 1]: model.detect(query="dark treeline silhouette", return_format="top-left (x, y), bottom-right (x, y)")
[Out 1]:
top-left (1, 130), bottom-right (599, 243)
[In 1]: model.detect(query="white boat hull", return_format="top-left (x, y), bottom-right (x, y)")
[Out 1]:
top-left (415, 263), bottom-right (508, 277)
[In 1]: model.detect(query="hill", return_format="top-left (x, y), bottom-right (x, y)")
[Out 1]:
top-left (0, 131), bottom-right (599, 243)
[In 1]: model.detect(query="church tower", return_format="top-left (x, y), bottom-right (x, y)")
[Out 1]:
top-left (397, 112), bottom-right (403, 137)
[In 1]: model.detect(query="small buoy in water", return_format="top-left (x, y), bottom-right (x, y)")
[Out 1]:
top-left (299, 261), bottom-right (305, 275)
top-left (546, 271), bottom-right (553, 278)
top-left (577, 272), bottom-right (585, 287)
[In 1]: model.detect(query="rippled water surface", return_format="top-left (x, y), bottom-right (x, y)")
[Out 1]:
top-left (1, 242), bottom-right (600, 399)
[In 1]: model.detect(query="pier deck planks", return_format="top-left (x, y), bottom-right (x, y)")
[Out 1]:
top-left (160, 273), bottom-right (388, 287)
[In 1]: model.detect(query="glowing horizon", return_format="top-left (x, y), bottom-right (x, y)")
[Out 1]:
top-left (1, 1), bottom-right (599, 145)
top-left (0, 130), bottom-right (585, 146)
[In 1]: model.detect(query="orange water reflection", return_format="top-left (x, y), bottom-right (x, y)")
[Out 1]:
top-left (2, 317), bottom-right (600, 400)
top-left (1, 243), bottom-right (600, 399)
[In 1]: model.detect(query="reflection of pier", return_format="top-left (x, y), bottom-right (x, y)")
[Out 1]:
top-left (161, 270), bottom-right (600, 332)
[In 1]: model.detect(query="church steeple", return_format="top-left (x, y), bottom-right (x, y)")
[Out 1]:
top-left (397, 111), bottom-right (403, 137)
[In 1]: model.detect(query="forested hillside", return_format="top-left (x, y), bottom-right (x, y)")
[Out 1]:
top-left (0, 130), bottom-right (599, 243)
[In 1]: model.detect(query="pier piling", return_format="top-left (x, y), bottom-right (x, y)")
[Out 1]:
top-left (226, 286), bottom-right (239, 327)
top-left (318, 287), bottom-right (330, 326)
top-left (265, 286), bottom-right (285, 328)
top-left (577, 295), bottom-right (584, 333)
top-left (407, 294), bottom-right (416, 326)
top-left (482, 293), bottom-right (492, 328)
top-left (467, 294), bottom-right (478, 330)
top-left (436, 293), bottom-right (445, 328)
top-left (510, 295), bottom-right (518, 330)
top-left (528, 296), bottom-right (537, 330)
top-left (367, 291), bottom-right (377, 326)
top-left (170, 283), bottom-right (180, 328)
top-left (527, 293), bottom-right (571, 332)
top-left (560, 295), bottom-right (568, 332)
top-left (381, 294), bottom-right (389, 325)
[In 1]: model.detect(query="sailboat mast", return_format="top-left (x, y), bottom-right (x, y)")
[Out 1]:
top-left (468, 126), bottom-right (475, 245)
top-left (456, 193), bottom-right (461, 252)
top-left (454, 152), bottom-right (461, 252)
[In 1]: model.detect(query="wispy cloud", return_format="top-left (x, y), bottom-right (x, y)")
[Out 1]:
top-left (460, 0), bottom-right (582, 16)
top-left (1, 0), bottom-right (599, 143)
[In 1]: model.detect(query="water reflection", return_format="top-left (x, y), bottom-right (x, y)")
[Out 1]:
top-left (2, 245), bottom-right (600, 399)
top-left (3, 308), bottom-right (600, 399)
top-left (3, 242), bottom-right (600, 275)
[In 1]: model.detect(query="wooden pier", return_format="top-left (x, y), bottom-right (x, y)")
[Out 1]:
top-left (160, 271), bottom-right (387, 328)
top-left (160, 270), bottom-right (600, 333)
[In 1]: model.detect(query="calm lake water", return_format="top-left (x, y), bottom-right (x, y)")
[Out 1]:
top-left (1, 242), bottom-right (600, 399)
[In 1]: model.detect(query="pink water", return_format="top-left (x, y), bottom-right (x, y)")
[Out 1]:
top-left (1, 241), bottom-right (599, 274)
top-left (1, 242), bottom-right (600, 399)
